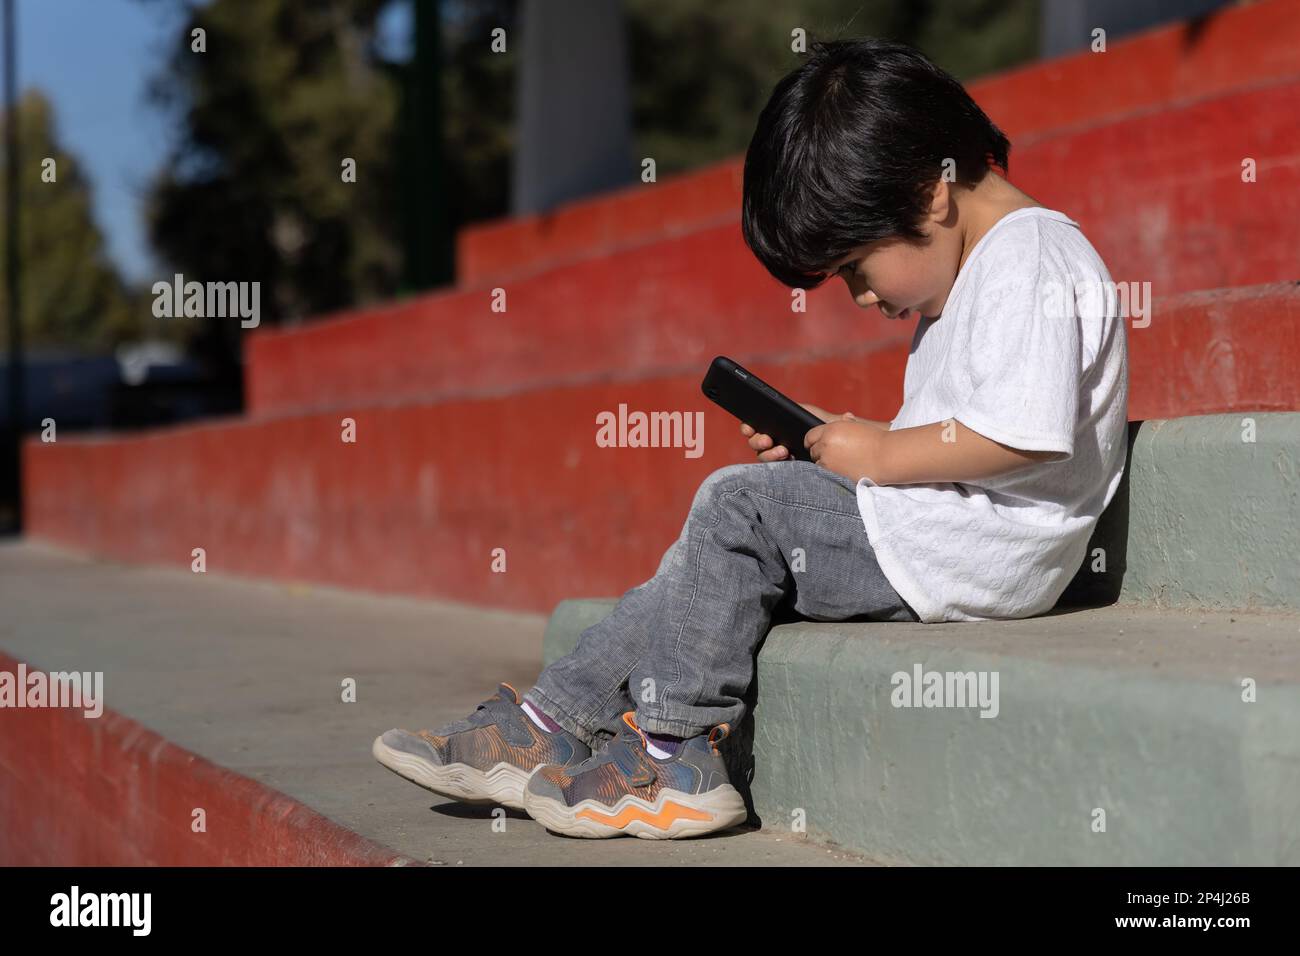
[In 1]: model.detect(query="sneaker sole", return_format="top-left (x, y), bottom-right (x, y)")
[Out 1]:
top-left (372, 735), bottom-right (536, 810)
top-left (523, 784), bottom-right (748, 839)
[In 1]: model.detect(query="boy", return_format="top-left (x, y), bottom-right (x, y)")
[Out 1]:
top-left (373, 38), bottom-right (1129, 840)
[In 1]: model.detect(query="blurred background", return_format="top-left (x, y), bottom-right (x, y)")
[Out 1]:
top-left (0, 0), bottom-right (1234, 532)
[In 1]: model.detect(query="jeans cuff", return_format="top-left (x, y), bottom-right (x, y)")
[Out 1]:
top-left (633, 709), bottom-right (709, 740)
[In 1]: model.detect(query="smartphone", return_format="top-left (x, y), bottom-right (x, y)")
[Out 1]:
top-left (701, 356), bottom-right (825, 462)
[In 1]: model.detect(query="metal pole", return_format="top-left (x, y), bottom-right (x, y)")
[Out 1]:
top-left (3, 0), bottom-right (23, 534)
top-left (404, 0), bottom-right (451, 291)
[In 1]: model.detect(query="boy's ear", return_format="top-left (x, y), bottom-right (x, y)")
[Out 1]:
top-left (927, 177), bottom-right (951, 223)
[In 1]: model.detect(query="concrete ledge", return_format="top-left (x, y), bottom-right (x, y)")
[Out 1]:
top-left (1124, 413), bottom-right (1300, 608)
top-left (0, 542), bottom-right (875, 866)
top-left (24, 382), bottom-right (1300, 614)
top-left (543, 600), bottom-right (1300, 864)
top-left (1058, 412), bottom-right (1300, 611)
top-left (0, 649), bottom-right (416, 866)
top-left (539, 412), bottom-right (1300, 863)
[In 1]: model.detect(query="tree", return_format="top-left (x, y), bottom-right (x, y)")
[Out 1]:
top-left (145, 0), bottom-right (404, 348)
top-left (139, 0), bottom-right (1038, 353)
top-left (0, 90), bottom-right (139, 350)
top-left (623, 0), bottom-right (1040, 177)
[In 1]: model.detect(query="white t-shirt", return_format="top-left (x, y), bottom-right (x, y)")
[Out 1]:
top-left (856, 206), bottom-right (1129, 622)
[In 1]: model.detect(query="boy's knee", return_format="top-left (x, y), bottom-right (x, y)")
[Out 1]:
top-left (693, 463), bottom-right (757, 509)
top-left (697, 459), bottom-right (815, 501)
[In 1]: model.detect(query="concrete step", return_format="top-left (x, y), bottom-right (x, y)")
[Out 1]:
top-left (0, 541), bottom-right (875, 866)
top-left (1060, 412), bottom-right (1300, 610)
top-left (244, 218), bottom-right (906, 418)
top-left (25, 359), bottom-right (1300, 611)
top-left (244, 276), bottom-right (1300, 427)
top-left (250, 56), bottom-right (1300, 417)
top-left (542, 598), bottom-right (1300, 865)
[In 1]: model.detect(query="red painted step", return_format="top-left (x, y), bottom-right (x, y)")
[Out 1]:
top-left (246, 220), bottom-right (904, 418)
top-left (0, 652), bottom-right (412, 866)
top-left (1012, 79), bottom-right (1300, 297)
top-left (456, 0), bottom-right (1300, 287)
top-left (249, 77), bottom-right (1300, 418)
top-left (29, 283), bottom-right (1300, 613)
top-left (457, 158), bottom-right (742, 289)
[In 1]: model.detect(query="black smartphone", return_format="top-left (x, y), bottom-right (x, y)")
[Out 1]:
top-left (701, 356), bottom-right (825, 462)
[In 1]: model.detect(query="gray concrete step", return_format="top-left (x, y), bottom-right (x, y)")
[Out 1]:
top-left (545, 598), bottom-right (1300, 865)
top-left (0, 541), bottom-right (875, 866)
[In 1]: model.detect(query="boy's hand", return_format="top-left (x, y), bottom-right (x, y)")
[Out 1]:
top-left (804, 415), bottom-right (888, 482)
top-left (740, 403), bottom-right (885, 461)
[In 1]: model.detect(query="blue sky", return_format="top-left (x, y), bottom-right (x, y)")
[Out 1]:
top-left (17, 0), bottom-right (411, 285)
top-left (20, 0), bottom-right (180, 283)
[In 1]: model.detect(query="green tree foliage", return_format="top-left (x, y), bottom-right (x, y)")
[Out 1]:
top-left (437, 0), bottom-right (519, 231)
top-left (0, 90), bottom-right (139, 350)
top-left (432, 0), bottom-right (1039, 217)
top-left (146, 0), bottom-right (403, 342)
top-left (624, 0), bottom-right (1040, 176)
top-left (142, 0), bottom-right (1037, 338)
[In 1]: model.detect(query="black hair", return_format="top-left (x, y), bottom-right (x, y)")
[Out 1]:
top-left (741, 38), bottom-right (1011, 289)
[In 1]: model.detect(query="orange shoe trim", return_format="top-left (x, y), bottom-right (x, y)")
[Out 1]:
top-left (576, 799), bottom-right (712, 829)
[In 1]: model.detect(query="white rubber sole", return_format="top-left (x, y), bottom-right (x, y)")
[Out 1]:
top-left (372, 735), bottom-right (536, 810)
top-left (523, 783), bottom-right (748, 839)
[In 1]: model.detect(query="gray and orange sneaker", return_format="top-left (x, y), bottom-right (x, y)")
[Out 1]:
top-left (372, 682), bottom-right (591, 810)
top-left (522, 711), bottom-right (748, 839)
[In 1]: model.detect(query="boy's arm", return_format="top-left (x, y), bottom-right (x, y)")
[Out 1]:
top-left (807, 417), bottom-right (1065, 485)
top-left (877, 419), bottom-right (1065, 484)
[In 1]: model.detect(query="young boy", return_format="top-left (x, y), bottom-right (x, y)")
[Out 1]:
top-left (373, 38), bottom-right (1129, 840)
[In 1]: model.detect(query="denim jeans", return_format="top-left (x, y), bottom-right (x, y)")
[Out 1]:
top-left (523, 460), bottom-right (919, 748)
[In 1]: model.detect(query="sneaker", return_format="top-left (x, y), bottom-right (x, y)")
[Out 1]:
top-left (522, 711), bottom-right (748, 839)
top-left (372, 682), bottom-right (591, 810)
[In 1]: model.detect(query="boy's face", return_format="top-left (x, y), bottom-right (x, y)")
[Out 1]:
top-left (825, 179), bottom-right (961, 322)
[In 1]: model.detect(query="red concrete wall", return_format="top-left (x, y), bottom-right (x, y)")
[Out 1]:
top-left (455, 0), bottom-right (1300, 287)
top-left (456, 159), bottom-right (742, 288)
top-left (246, 221), bottom-right (907, 418)
top-left (28, 283), bottom-right (1300, 614)
top-left (971, 0), bottom-right (1300, 149)
top-left (0, 652), bottom-right (411, 866)
top-left (248, 79), bottom-right (1300, 418)
top-left (1012, 80), bottom-right (1300, 298)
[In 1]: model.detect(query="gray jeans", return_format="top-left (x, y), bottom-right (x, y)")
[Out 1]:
top-left (524, 460), bottom-right (918, 748)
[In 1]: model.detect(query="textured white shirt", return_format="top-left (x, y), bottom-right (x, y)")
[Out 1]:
top-left (856, 206), bottom-right (1129, 622)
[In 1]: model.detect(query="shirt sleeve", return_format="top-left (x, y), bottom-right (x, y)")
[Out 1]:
top-left (950, 236), bottom-right (1081, 459)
